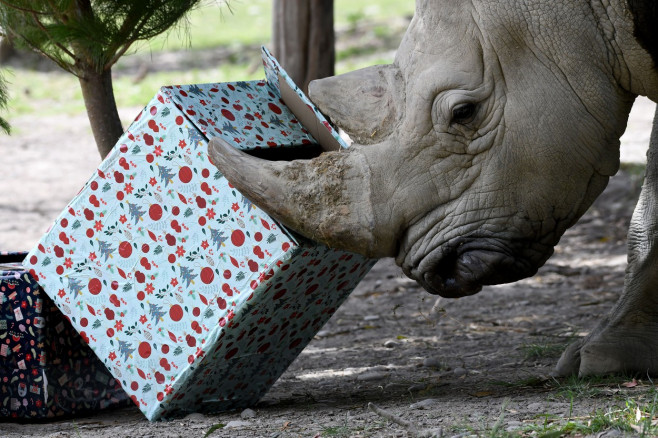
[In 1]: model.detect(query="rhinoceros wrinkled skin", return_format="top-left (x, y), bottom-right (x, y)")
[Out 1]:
top-left (209, 0), bottom-right (658, 377)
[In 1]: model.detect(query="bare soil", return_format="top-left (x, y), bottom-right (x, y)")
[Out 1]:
top-left (1, 46), bottom-right (658, 437)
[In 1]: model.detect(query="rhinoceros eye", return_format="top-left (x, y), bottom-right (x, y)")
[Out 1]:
top-left (451, 103), bottom-right (477, 125)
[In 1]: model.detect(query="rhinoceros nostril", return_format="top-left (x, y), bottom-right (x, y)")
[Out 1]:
top-left (419, 248), bottom-right (484, 298)
top-left (433, 249), bottom-right (460, 284)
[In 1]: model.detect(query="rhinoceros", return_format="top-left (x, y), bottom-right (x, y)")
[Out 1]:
top-left (209, 0), bottom-right (658, 377)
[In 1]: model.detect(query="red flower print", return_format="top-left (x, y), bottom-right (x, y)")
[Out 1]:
top-left (154, 145), bottom-right (163, 156)
top-left (124, 183), bottom-right (134, 194)
top-left (201, 240), bottom-right (209, 250)
top-left (227, 309), bottom-right (235, 321)
top-left (231, 203), bottom-right (239, 212)
top-left (119, 215), bottom-right (127, 224)
top-left (199, 99), bottom-right (207, 106)
top-left (21, 300), bottom-right (27, 309)
top-left (89, 252), bottom-right (97, 261)
top-left (25, 353), bottom-right (32, 362)
top-left (195, 347), bottom-right (205, 359)
top-left (179, 139), bottom-right (187, 148)
top-left (149, 177), bottom-right (157, 186)
top-left (165, 384), bottom-right (173, 394)
top-left (94, 220), bottom-right (103, 231)
top-left (139, 315), bottom-right (147, 324)
top-left (146, 283), bottom-right (155, 294)
top-left (170, 278), bottom-right (178, 287)
top-left (108, 351), bottom-right (117, 361)
top-left (58, 289), bottom-right (66, 298)
top-left (64, 257), bottom-right (73, 268)
top-left (35, 399), bottom-right (42, 408)
top-left (206, 208), bottom-right (215, 219)
top-left (255, 112), bottom-right (262, 120)
top-left (176, 246), bottom-right (185, 257)
top-left (114, 320), bottom-right (124, 331)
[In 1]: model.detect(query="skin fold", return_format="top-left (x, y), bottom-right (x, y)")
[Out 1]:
top-left (210, 0), bottom-right (658, 376)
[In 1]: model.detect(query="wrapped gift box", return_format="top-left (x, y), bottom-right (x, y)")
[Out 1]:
top-left (24, 48), bottom-right (375, 420)
top-left (1, 253), bottom-right (131, 420)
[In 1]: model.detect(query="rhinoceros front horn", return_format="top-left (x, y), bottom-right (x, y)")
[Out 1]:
top-left (208, 137), bottom-right (395, 258)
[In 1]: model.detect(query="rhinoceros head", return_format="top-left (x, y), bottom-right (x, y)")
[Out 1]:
top-left (210, 0), bottom-right (641, 297)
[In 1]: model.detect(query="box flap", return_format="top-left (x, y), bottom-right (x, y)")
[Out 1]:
top-left (260, 47), bottom-right (348, 152)
top-left (161, 81), bottom-right (317, 151)
top-left (160, 47), bottom-right (347, 154)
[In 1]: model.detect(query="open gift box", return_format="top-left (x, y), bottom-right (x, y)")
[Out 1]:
top-left (24, 48), bottom-right (375, 420)
top-left (1, 252), bottom-right (131, 420)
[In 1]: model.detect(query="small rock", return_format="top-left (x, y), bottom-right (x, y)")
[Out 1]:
top-left (224, 420), bottom-right (251, 428)
top-left (183, 413), bottom-right (206, 422)
top-left (241, 408), bottom-right (256, 419)
top-left (364, 314), bottom-right (380, 321)
top-left (356, 371), bottom-right (388, 381)
top-left (410, 398), bottom-right (439, 409)
top-left (453, 367), bottom-right (468, 376)
top-left (422, 357), bottom-right (443, 368)
top-left (384, 340), bottom-right (398, 348)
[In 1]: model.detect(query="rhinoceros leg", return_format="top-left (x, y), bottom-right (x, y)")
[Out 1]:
top-left (555, 107), bottom-right (658, 377)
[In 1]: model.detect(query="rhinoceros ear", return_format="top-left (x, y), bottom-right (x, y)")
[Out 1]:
top-left (308, 64), bottom-right (402, 145)
top-left (628, 0), bottom-right (658, 68)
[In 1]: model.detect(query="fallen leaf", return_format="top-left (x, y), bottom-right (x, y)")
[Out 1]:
top-left (622, 378), bottom-right (638, 388)
top-left (280, 421), bottom-right (290, 431)
top-left (630, 424), bottom-right (644, 433)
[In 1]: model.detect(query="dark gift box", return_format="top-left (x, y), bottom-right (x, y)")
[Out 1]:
top-left (0, 252), bottom-right (132, 420)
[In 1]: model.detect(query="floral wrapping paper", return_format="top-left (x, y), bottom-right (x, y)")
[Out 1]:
top-left (1, 256), bottom-right (131, 420)
top-left (24, 48), bottom-right (375, 420)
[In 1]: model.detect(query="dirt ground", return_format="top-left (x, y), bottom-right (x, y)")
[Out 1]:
top-left (2, 47), bottom-right (658, 437)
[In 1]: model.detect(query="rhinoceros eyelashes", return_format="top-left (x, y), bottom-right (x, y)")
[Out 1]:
top-left (451, 102), bottom-right (477, 125)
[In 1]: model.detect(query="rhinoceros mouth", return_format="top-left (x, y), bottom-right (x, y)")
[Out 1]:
top-left (407, 236), bottom-right (553, 298)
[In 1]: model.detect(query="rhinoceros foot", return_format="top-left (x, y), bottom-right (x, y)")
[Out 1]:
top-left (555, 313), bottom-right (658, 377)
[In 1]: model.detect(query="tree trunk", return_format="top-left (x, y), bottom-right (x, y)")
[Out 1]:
top-left (78, 68), bottom-right (123, 159)
top-left (272, 0), bottom-right (335, 94)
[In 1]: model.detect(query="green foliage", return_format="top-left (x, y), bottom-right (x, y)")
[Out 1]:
top-left (0, 0), bottom-right (204, 75)
top-left (0, 70), bottom-right (9, 133)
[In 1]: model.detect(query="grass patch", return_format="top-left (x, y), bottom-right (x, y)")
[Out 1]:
top-left (519, 340), bottom-right (565, 360)
top-left (140, 0), bottom-right (415, 54)
top-left (550, 375), bottom-right (636, 400)
top-left (447, 389), bottom-right (658, 437)
top-left (1, 0), bottom-right (413, 120)
top-left (521, 391), bottom-right (658, 437)
top-left (320, 425), bottom-right (353, 437)
top-left (3, 61), bottom-right (263, 118)
top-left (620, 162), bottom-right (647, 178)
